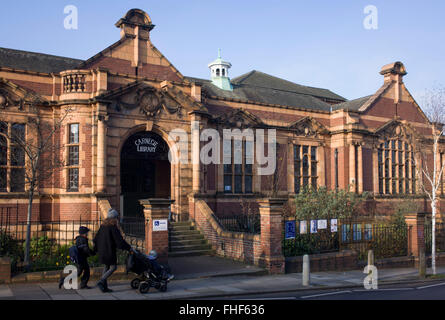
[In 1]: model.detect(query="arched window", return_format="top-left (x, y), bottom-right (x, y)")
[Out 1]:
top-left (222, 69), bottom-right (225, 76)
top-left (216, 69), bottom-right (220, 77)
top-left (378, 139), bottom-right (416, 195)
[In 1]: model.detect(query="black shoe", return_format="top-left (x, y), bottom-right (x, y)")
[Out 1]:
top-left (80, 285), bottom-right (92, 290)
top-left (97, 281), bottom-right (106, 293)
top-left (58, 278), bottom-right (64, 289)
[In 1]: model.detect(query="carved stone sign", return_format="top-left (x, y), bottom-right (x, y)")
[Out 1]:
top-left (134, 137), bottom-right (159, 153)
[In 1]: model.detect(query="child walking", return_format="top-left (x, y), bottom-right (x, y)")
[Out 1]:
top-left (59, 226), bottom-right (95, 289)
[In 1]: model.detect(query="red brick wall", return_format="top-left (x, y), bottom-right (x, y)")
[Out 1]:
top-left (192, 199), bottom-right (262, 265)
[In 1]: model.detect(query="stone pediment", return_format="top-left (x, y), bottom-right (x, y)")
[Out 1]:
top-left (98, 81), bottom-right (205, 119)
top-left (0, 78), bottom-right (46, 110)
top-left (375, 120), bottom-right (420, 141)
top-left (214, 108), bottom-right (264, 129)
top-left (288, 116), bottom-right (329, 137)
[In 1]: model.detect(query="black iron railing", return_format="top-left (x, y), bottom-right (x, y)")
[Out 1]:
top-left (120, 217), bottom-right (146, 238)
top-left (283, 219), bottom-right (410, 260)
top-left (425, 221), bottom-right (445, 255)
top-left (214, 214), bottom-right (260, 234)
top-left (0, 217), bottom-right (146, 273)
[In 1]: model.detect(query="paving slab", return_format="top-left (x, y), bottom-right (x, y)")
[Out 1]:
top-left (0, 287), bottom-right (13, 298)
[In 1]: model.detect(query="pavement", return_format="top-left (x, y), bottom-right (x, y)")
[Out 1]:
top-left (1, 263), bottom-right (445, 300)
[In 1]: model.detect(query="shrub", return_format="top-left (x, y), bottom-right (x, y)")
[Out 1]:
top-left (294, 186), bottom-right (370, 220)
top-left (0, 230), bottom-right (23, 271)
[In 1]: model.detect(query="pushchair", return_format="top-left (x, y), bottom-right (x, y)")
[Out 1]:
top-left (126, 249), bottom-right (172, 293)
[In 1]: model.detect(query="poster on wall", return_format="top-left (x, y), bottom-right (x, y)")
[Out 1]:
top-left (331, 219), bottom-right (338, 233)
top-left (317, 219), bottom-right (327, 230)
top-left (285, 220), bottom-right (296, 239)
top-left (300, 221), bottom-right (307, 234)
top-left (310, 220), bottom-right (318, 234)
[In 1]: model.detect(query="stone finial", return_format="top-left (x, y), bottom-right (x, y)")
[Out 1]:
top-left (380, 61), bottom-right (407, 103)
top-left (380, 61), bottom-right (407, 83)
top-left (115, 9), bottom-right (155, 39)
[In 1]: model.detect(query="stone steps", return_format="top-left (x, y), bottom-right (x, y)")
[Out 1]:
top-left (169, 221), bottom-right (214, 257)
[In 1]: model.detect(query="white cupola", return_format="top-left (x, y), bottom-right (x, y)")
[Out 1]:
top-left (208, 49), bottom-right (233, 91)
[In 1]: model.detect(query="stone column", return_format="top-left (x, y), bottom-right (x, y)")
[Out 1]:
top-left (258, 198), bottom-right (287, 274)
top-left (372, 147), bottom-right (379, 194)
top-left (357, 144), bottom-right (363, 193)
top-left (318, 143), bottom-right (326, 187)
top-left (191, 114), bottom-right (201, 193)
top-left (405, 213), bottom-right (426, 267)
top-left (140, 199), bottom-right (175, 264)
top-left (96, 109), bottom-right (108, 194)
top-left (349, 143), bottom-right (356, 190)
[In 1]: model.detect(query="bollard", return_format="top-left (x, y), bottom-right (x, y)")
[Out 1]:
top-left (302, 254), bottom-right (310, 286)
top-left (367, 250), bottom-right (374, 268)
top-left (419, 247), bottom-right (426, 279)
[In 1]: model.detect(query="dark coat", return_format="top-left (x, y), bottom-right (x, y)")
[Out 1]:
top-left (93, 221), bottom-right (131, 265)
top-left (75, 235), bottom-right (94, 265)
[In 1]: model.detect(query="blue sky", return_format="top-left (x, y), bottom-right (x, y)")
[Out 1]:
top-left (1, 1), bottom-right (444, 101)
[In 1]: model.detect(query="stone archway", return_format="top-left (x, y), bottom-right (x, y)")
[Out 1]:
top-left (120, 131), bottom-right (171, 219)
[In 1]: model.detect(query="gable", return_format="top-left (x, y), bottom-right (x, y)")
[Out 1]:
top-left (214, 108), bottom-right (264, 129)
top-left (0, 77), bottom-right (46, 110)
top-left (80, 9), bottom-right (183, 82)
top-left (288, 116), bottom-right (329, 137)
top-left (97, 80), bottom-right (204, 119)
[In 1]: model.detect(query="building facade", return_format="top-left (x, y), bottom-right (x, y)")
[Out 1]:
top-left (0, 9), bottom-right (444, 223)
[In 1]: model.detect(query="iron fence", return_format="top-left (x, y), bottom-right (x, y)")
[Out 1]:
top-left (283, 227), bottom-right (339, 256)
top-left (424, 221), bottom-right (445, 255)
top-left (283, 219), bottom-right (409, 261)
top-left (214, 214), bottom-right (260, 234)
top-left (0, 217), bottom-right (146, 273)
top-left (340, 222), bottom-right (409, 261)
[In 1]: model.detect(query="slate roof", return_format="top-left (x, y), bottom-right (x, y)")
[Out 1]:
top-left (0, 47), bottom-right (83, 73)
top-left (186, 70), bottom-right (346, 112)
top-left (331, 95), bottom-right (373, 111)
top-left (0, 47), bottom-right (349, 112)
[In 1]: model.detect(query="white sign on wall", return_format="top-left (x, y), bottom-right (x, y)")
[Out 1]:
top-left (153, 219), bottom-right (168, 232)
top-left (317, 219), bottom-right (327, 230)
top-left (300, 221), bottom-right (307, 234)
top-left (331, 219), bottom-right (338, 233)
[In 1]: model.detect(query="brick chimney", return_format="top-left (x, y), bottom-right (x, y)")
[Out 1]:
top-left (380, 61), bottom-right (407, 104)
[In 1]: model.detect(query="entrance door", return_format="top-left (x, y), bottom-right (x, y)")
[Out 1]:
top-left (120, 131), bottom-right (171, 219)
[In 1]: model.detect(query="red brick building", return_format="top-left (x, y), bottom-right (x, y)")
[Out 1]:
top-left (0, 9), bottom-right (443, 223)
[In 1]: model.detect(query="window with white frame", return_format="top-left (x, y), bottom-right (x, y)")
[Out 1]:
top-left (378, 139), bottom-right (416, 195)
top-left (0, 122), bottom-right (26, 192)
top-left (67, 123), bottom-right (79, 191)
top-left (294, 144), bottom-right (318, 193)
top-left (223, 139), bottom-right (253, 194)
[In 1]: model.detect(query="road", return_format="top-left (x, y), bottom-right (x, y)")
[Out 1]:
top-left (199, 281), bottom-right (445, 300)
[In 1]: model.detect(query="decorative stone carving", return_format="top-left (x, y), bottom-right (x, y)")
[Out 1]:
top-left (288, 117), bottom-right (328, 137)
top-left (111, 86), bottom-right (183, 118)
top-left (0, 93), bottom-right (7, 109)
top-left (376, 120), bottom-right (417, 142)
top-left (136, 88), bottom-right (163, 117)
top-left (215, 109), bottom-right (263, 129)
top-left (0, 90), bottom-right (24, 110)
